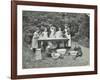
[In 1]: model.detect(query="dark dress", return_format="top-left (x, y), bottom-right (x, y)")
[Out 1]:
top-left (74, 46), bottom-right (83, 58)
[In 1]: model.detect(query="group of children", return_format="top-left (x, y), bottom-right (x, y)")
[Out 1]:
top-left (30, 25), bottom-right (83, 60)
top-left (31, 25), bottom-right (71, 54)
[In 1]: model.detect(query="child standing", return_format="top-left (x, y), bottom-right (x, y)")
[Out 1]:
top-left (31, 28), bottom-right (39, 53)
top-left (42, 27), bottom-right (48, 51)
top-left (64, 27), bottom-right (71, 48)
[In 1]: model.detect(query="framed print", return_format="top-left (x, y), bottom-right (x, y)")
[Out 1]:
top-left (11, 1), bottom-right (97, 79)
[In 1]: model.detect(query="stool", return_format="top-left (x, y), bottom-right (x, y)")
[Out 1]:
top-left (35, 48), bottom-right (42, 60)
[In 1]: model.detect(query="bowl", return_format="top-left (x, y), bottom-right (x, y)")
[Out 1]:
top-left (56, 49), bottom-right (66, 55)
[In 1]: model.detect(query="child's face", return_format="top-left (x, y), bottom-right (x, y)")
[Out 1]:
top-left (65, 25), bottom-right (68, 29)
top-left (51, 27), bottom-right (55, 32)
top-left (59, 28), bottom-right (61, 31)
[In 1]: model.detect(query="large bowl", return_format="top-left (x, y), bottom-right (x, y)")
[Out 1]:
top-left (56, 49), bottom-right (66, 55)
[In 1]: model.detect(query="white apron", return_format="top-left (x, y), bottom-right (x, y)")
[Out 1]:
top-left (65, 32), bottom-right (71, 47)
top-left (50, 31), bottom-right (56, 38)
top-left (55, 31), bottom-right (63, 38)
top-left (32, 32), bottom-right (39, 48)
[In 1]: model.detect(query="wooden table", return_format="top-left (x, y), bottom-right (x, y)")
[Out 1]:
top-left (38, 38), bottom-right (69, 48)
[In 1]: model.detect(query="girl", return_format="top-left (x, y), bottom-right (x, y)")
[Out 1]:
top-left (42, 27), bottom-right (48, 39)
top-left (31, 28), bottom-right (39, 53)
top-left (64, 27), bottom-right (71, 48)
top-left (41, 27), bottom-right (48, 51)
top-left (49, 26), bottom-right (57, 48)
top-left (55, 27), bottom-right (63, 38)
top-left (49, 26), bottom-right (56, 38)
top-left (56, 27), bottom-right (63, 48)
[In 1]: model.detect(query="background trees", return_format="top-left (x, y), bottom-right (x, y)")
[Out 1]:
top-left (23, 11), bottom-right (90, 47)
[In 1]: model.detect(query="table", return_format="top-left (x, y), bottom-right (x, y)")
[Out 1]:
top-left (38, 38), bottom-right (69, 48)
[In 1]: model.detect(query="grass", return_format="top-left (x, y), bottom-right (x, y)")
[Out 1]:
top-left (22, 41), bottom-right (89, 69)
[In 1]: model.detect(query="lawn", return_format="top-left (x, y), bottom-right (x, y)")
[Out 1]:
top-left (22, 41), bottom-right (89, 69)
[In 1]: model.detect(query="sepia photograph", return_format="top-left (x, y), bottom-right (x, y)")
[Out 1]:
top-left (22, 11), bottom-right (90, 69)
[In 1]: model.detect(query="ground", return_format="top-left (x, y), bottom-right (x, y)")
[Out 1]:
top-left (22, 41), bottom-right (89, 69)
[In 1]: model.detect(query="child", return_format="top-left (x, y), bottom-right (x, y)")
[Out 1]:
top-left (46, 41), bottom-right (57, 57)
top-left (31, 28), bottom-right (39, 53)
top-left (42, 27), bottom-right (48, 39)
top-left (49, 26), bottom-right (56, 38)
top-left (55, 27), bottom-right (63, 48)
top-left (64, 27), bottom-right (71, 48)
top-left (42, 27), bottom-right (48, 51)
top-left (55, 27), bottom-right (63, 38)
top-left (73, 43), bottom-right (83, 60)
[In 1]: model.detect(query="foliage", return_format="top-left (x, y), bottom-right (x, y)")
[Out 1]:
top-left (22, 11), bottom-right (90, 47)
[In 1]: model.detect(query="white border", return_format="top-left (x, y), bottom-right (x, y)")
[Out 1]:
top-left (17, 5), bottom-right (94, 75)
